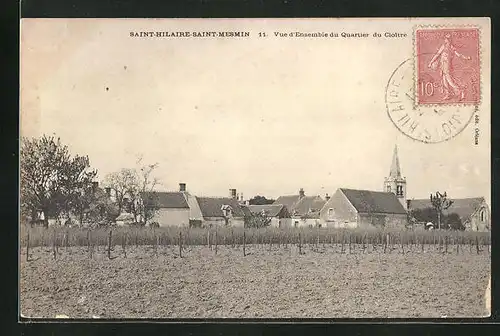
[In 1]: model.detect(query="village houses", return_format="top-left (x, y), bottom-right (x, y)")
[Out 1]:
top-left (37, 145), bottom-right (490, 232)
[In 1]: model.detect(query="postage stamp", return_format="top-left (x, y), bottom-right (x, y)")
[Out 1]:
top-left (414, 27), bottom-right (481, 106)
top-left (385, 57), bottom-right (478, 144)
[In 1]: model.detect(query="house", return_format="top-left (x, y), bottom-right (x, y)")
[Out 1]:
top-left (246, 204), bottom-right (292, 228)
top-left (319, 188), bottom-right (408, 229)
top-left (196, 189), bottom-right (248, 227)
top-left (274, 188), bottom-right (326, 227)
top-left (407, 197), bottom-right (490, 231)
top-left (142, 191), bottom-right (191, 227)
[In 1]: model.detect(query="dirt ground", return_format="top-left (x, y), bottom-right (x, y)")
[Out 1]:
top-left (19, 244), bottom-right (491, 319)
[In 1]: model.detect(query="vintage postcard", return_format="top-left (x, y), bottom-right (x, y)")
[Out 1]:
top-left (19, 18), bottom-right (491, 319)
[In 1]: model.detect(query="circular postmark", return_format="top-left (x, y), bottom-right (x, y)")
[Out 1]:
top-left (385, 57), bottom-right (478, 144)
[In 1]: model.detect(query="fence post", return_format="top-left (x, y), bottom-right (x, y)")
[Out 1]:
top-left (215, 227), bottom-right (218, 255)
top-left (87, 230), bottom-right (92, 259)
top-left (363, 233), bottom-right (366, 254)
top-left (400, 233), bottom-right (404, 254)
top-left (26, 230), bottom-right (30, 262)
top-left (231, 228), bottom-right (235, 248)
top-left (298, 232), bottom-right (302, 255)
top-left (243, 229), bottom-right (246, 257)
top-left (107, 229), bottom-right (112, 260)
top-left (122, 233), bottom-right (127, 258)
top-left (179, 231), bottom-right (183, 258)
top-left (207, 229), bottom-right (211, 250)
top-left (52, 229), bottom-right (57, 260)
top-left (341, 233), bottom-right (345, 254)
top-left (348, 233), bottom-right (352, 254)
top-left (476, 236), bottom-right (480, 255)
top-left (153, 229), bottom-right (158, 257)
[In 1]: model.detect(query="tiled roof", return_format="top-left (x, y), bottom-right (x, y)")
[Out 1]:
top-left (240, 205), bottom-right (253, 217)
top-left (196, 197), bottom-right (246, 218)
top-left (340, 188), bottom-right (407, 215)
top-left (247, 204), bottom-right (285, 217)
top-left (408, 197), bottom-right (485, 222)
top-left (141, 192), bottom-right (189, 209)
top-left (273, 195), bottom-right (301, 209)
top-left (292, 196), bottom-right (326, 217)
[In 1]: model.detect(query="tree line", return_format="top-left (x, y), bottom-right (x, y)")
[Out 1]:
top-left (20, 135), bottom-right (161, 228)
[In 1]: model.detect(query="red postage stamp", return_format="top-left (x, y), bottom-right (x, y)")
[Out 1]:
top-left (415, 27), bottom-right (480, 105)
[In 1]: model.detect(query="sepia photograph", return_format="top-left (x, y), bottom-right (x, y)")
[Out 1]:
top-left (19, 18), bottom-right (491, 319)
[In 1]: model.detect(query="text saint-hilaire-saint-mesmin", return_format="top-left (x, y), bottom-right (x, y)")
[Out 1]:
top-left (130, 31), bottom-right (251, 38)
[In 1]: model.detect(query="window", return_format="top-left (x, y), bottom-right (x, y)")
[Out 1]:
top-left (396, 185), bottom-right (403, 196)
top-left (328, 208), bottom-right (334, 217)
top-left (386, 185), bottom-right (392, 192)
top-left (294, 221), bottom-right (299, 227)
top-left (480, 209), bottom-right (486, 222)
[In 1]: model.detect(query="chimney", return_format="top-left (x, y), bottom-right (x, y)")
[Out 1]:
top-left (105, 187), bottom-right (111, 197)
top-left (179, 183), bottom-right (186, 192)
top-left (407, 199), bottom-right (411, 210)
top-left (325, 193), bottom-right (330, 201)
top-left (229, 188), bottom-right (237, 200)
top-left (240, 193), bottom-right (244, 202)
top-left (299, 188), bottom-right (305, 199)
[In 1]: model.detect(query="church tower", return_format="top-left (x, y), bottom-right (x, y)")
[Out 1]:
top-left (384, 145), bottom-right (407, 210)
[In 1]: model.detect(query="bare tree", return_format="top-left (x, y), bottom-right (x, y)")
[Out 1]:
top-left (104, 168), bottom-right (138, 213)
top-left (130, 158), bottom-right (160, 225)
top-left (104, 156), bottom-right (161, 225)
top-left (430, 191), bottom-right (454, 230)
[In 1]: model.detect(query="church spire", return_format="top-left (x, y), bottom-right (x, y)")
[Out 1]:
top-left (389, 145), bottom-right (402, 179)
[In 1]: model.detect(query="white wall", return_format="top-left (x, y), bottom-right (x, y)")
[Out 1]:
top-left (152, 208), bottom-right (190, 227)
top-left (290, 217), bottom-right (322, 228)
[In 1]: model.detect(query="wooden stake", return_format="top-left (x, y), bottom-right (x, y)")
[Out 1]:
top-left (87, 230), bottom-right (92, 259)
top-left (26, 230), bottom-right (30, 262)
top-left (122, 233), bottom-right (127, 258)
top-left (154, 230), bottom-right (158, 257)
top-left (231, 228), bottom-right (235, 248)
top-left (348, 234), bottom-right (352, 254)
top-left (207, 229), bottom-right (211, 250)
top-left (445, 235), bottom-right (448, 254)
top-left (298, 232), bottom-right (302, 255)
top-left (107, 229), bottom-right (112, 260)
top-left (52, 229), bottom-right (57, 260)
top-left (215, 228), bottom-right (218, 255)
top-left (179, 231), bottom-right (183, 258)
top-left (362, 234), bottom-right (366, 253)
top-left (243, 229), bottom-right (246, 257)
top-left (400, 233), bottom-right (404, 254)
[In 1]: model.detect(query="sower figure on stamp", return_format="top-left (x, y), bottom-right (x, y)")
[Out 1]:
top-left (428, 33), bottom-right (472, 101)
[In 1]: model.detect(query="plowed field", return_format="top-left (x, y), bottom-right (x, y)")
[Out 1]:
top-left (20, 245), bottom-right (491, 318)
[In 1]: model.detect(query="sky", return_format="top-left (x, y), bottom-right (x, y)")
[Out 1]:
top-left (20, 18), bottom-right (491, 205)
